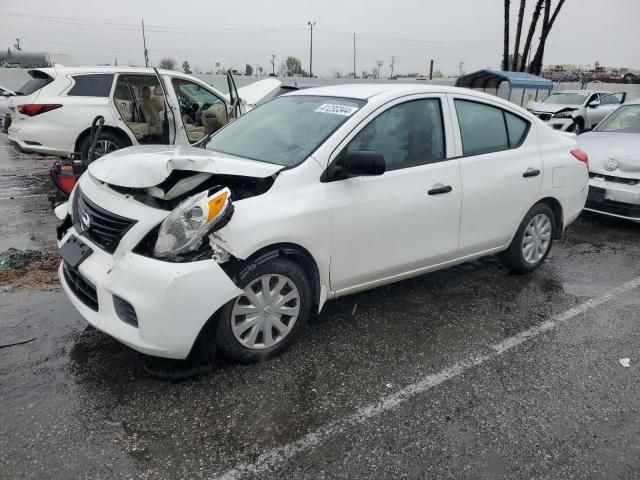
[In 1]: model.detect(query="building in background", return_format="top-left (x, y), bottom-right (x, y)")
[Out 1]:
top-left (0, 49), bottom-right (75, 68)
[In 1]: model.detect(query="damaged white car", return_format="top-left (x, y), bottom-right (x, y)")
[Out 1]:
top-left (56, 84), bottom-right (588, 362)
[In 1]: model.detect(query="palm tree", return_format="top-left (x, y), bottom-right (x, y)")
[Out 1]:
top-left (502, 0), bottom-right (511, 71)
top-left (529, 0), bottom-right (566, 75)
top-left (519, 0), bottom-right (544, 71)
top-left (511, 0), bottom-right (527, 71)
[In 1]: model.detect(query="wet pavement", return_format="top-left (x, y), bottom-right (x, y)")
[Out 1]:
top-left (1, 133), bottom-right (639, 479)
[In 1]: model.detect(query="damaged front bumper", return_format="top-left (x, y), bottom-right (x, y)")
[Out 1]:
top-left (584, 176), bottom-right (640, 223)
top-left (58, 175), bottom-right (243, 359)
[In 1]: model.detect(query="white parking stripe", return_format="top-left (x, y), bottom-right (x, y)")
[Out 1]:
top-left (0, 194), bottom-right (48, 201)
top-left (212, 276), bottom-right (640, 480)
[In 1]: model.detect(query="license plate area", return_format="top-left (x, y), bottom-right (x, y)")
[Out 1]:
top-left (59, 235), bottom-right (93, 269)
top-left (588, 187), bottom-right (606, 205)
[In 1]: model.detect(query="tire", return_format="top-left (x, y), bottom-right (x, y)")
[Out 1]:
top-left (78, 130), bottom-right (128, 160)
top-left (216, 257), bottom-right (311, 364)
top-left (500, 203), bottom-right (556, 274)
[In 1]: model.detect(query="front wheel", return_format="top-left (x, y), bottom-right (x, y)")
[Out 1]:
top-left (216, 257), bottom-right (311, 363)
top-left (500, 203), bottom-right (556, 274)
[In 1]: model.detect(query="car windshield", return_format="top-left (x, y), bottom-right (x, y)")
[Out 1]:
top-left (594, 105), bottom-right (640, 133)
top-left (205, 95), bottom-right (365, 167)
top-left (542, 92), bottom-right (589, 105)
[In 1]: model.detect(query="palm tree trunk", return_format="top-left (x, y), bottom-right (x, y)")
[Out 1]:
top-left (502, 0), bottom-right (511, 71)
top-left (529, 0), bottom-right (566, 75)
top-left (511, 0), bottom-right (527, 71)
top-left (519, 0), bottom-right (544, 72)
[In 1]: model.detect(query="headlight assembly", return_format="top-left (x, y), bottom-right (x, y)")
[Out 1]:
top-left (553, 110), bottom-right (575, 119)
top-left (153, 188), bottom-right (233, 258)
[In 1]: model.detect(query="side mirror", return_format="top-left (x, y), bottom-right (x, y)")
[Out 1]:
top-left (587, 99), bottom-right (600, 108)
top-left (342, 150), bottom-right (386, 178)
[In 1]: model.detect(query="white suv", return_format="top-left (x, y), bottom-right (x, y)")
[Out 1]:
top-left (56, 84), bottom-right (589, 363)
top-left (7, 66), bottom-right (279, 158)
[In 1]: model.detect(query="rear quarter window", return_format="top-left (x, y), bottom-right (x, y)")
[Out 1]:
top-left (16, 71), bottom-right (53, 96)
top-left (68, 74), bottom-right (114, 97)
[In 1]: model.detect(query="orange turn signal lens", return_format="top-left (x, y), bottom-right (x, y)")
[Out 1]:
top-left (207, 191), bottom-right (229, 222)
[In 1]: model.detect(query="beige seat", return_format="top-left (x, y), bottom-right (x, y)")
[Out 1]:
top-left (115, 99), bottom-right (133, 122)
top-left (181, 114), bottom-right (206, 143)
top-left (139, 86), bottom-right (163, 134)
top-left (151, 85), bottom-right (165, 113)
top-left (127, 123), bottom-right (151, 141)
top-left (201, 104), bottom-right (229, 135)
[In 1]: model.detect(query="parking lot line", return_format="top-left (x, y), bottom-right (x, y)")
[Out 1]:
top-left (212, 275), bottom-right (640, 480)
top-left (0, 194), bottom-right (48, 201)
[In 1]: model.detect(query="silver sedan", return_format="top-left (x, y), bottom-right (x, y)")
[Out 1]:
top-left (579, 99), bottom-right (640, 223)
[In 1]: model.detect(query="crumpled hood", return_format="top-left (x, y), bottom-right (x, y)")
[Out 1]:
top-left (527, 101), bottom-right (578, 114)
top-left (88, 145), bottom-right (285, 188)
top-left (579, 132), bottom-right (640, 177)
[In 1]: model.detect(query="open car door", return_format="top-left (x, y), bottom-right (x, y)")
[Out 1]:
top-left (153, 67), bottom-right (178, 144)
top-left (226, 70), bottom-right (242, 120)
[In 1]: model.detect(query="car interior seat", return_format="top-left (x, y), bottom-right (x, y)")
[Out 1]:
top-left (201, 104), bottom-right (228, 135)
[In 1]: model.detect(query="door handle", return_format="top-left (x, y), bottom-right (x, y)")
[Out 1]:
top-left (523, 168), bottom-right (541, 178)
top-left (428, 185), bottom-right (453, 195)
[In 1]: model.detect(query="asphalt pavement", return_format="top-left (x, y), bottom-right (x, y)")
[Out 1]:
top-left (1, 134), bottom-right (639, 479)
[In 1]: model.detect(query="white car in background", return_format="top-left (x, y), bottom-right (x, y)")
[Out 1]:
top-left (580, 99), bottom-right (640, 223)
top-left (527, 90), bottom-right (626, 133)
top-left (56, 84), bottom-right (588, 362)
top-left (7, 66), bottom-right (279, 158)
top-left (1, 85), bottom-right (17, 130)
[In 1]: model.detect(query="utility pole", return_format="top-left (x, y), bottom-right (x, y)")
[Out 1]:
top-left (353, 33), bottom-right (356, 79)
top-left (271, 54), bottom-right (276, 76)
top-left (458, 61), bottom-right (464, 78)
top-left (307, 21), bottom-right (316, 77)
top-left (375, 60), bottom-right (383, 80)
top-left (390, 56), bottom-right (396, 79)
top-left (429, 59), bottom-right (434, 80)
top-left (141, 18), bottom-right (149, 67)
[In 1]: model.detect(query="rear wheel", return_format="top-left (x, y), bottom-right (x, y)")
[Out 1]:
top-left (79, 131), bottom-right (128, 160)
top-left (500, 203), bottom-right (556, 274)
top-left (216, 257), bottom-right (311, 363)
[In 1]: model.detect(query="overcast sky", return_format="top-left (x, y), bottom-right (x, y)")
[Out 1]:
top-left (1, 0), bottom-right (639, 76)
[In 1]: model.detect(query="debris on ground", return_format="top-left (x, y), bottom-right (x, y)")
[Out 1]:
top-left (0, 248), bottom-right (59, 291)
top-left (619, 358), bottom-right (631, 368)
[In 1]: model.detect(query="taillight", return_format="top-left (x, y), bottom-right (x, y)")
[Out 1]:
top-left (18, 104), bottom-right (62, 116)
top-left (570, 149), bottom-right (589, 168)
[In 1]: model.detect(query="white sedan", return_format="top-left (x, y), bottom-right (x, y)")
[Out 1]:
top-left (56, 84), bottom-right (589, 362)
top-left (580, 99), bottom-right (640, 223)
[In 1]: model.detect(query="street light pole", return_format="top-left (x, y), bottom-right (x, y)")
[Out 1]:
top-left (308, 21), bottom-right (316, 77)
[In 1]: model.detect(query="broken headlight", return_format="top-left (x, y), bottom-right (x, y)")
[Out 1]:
top-left (153, 188), bottom-right (232, 258)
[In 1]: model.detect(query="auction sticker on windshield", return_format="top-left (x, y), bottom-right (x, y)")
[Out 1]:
top-left (315, 104), bottom-right (359, 116)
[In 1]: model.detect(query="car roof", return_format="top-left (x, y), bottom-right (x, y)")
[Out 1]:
top-left (29, 65), bottom-right (198, 80)
top-left (285, 83), bottom-right (473, 100)
top-left (552, 90), bottom-right (596, 94)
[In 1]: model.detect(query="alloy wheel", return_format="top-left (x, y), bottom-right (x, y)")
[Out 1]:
top-left (231, 274), bottom-right (301, 350)
top-left (94, 140), bottom-right (120, 158)
top-left (521, 213), bottom-right (552, 265)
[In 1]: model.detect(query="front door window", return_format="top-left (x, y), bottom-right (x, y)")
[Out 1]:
top-left (171, 78), bottom-right (227, 143)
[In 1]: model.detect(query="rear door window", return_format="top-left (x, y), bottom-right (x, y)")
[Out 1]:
top-left (68, 74), bottom-right (114, 97)
top-left (454, 99), bottom-right (530, 156)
